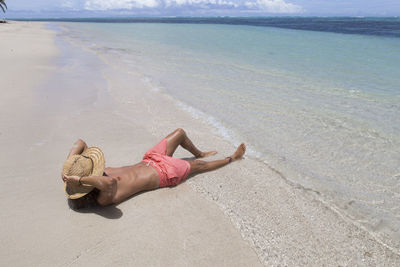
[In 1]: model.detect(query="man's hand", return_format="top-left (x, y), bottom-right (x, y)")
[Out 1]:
top-left (63, 175), bottom-right (81, 186)
top-left (67, 139), bottom-right (88, 159)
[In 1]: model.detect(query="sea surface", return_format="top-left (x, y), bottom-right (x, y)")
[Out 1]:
top-left (53, 18), bottom-right (400, 251)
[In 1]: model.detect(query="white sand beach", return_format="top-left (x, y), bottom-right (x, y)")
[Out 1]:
top-left (0, 21), bottom-right (399, 266)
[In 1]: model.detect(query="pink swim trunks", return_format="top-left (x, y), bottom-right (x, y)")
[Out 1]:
top-left (142, 138), bottom-right (191, 187)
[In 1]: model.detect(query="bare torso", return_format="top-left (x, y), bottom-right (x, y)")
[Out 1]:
top-left (103, 162), bottom-right (160, 203)
top-left (63, 128), bottom-right (245, 206)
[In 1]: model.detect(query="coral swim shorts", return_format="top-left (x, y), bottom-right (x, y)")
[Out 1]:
top-left (142, 139), bottom-right (191, 187)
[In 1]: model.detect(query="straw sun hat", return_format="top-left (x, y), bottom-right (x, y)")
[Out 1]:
top-left (62, 147), bottom-right (105, 199)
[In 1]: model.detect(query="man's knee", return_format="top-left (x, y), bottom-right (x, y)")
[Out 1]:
top-left (175, 128), bottom-right (186, 137)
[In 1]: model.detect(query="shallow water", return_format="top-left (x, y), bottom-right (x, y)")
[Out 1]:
top-left (57, 20), bottom-right (400, 250)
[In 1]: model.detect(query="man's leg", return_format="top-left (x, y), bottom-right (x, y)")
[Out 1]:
top-left (188, 143), bottom-right (246, 176)
top-left (165, 128), bottom-right (217, 158)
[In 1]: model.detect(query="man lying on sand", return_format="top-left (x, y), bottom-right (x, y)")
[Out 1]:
top-left (62, 128), bottom-right (246, 209)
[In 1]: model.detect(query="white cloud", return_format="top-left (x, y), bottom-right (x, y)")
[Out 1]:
top-left (164, 0), bottom-right (237, 8)
top-left (245, 0), bottom-right (302, 13)
top-left (83, 0), bottom-right (302, 13)
top-left (62, 0), bottom-right (75, 8)
top-left (85, 0), bottom-right (159, 10)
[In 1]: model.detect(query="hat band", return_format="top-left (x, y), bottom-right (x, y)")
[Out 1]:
top-left (82, 155), bottom-right (94, 173)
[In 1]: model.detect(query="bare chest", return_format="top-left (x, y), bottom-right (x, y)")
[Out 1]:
top-left (105, 162), bottom-right (159, 194)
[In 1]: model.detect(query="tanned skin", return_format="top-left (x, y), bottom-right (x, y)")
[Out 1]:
top-left (62, 128), bottom-right (246, 206)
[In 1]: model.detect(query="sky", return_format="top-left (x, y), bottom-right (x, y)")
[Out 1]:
top-left (4, 0), bottom-right (400, 18)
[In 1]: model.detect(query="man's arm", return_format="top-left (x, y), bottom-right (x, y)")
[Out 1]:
top-left (63, 175), bottom-right (117, 206)
top-left (61, 139), bottom-right (88, 181)
top-left (67, 139), bottom-right (87, 159)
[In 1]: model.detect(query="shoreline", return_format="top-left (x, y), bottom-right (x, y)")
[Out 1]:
top-left (55, 19), bottom-right (400, 250)
top-left (61, 20), bottom-right (400, 258)
top-left (1, 21), bottom-right (399, 266)
top-left (58, 21), bottom-right (400, 263)
top-left (63, 21), bottom-right (399, 264)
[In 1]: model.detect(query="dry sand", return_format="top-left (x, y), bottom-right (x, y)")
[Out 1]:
top-left (0, 21), bottom-right (399, 266)
top-left (0, 21), bottom-right (261, 267)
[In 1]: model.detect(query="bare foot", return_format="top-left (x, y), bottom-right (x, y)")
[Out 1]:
top-left (231, 143), bottom-right (246, 161)
top-left (196, 150), bottom-right (218, 158)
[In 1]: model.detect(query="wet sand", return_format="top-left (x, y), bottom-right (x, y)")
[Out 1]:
top-left (0, 21), bottom-right (399, 266)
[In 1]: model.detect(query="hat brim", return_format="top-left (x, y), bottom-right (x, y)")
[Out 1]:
top-left (81, 147), bottom-right (105, 177)
top-left (64, 182), bottom-right (94, 199)
top-left (64, 147), bottom-right (105, 199)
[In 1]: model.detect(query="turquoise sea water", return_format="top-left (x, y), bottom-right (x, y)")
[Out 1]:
top-left (57, 20), bottom-right (400, 250)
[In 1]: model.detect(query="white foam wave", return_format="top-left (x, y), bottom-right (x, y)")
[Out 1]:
top-left (174, 99), bottom-right (264, 160)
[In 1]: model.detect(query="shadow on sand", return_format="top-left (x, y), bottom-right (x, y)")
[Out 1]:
top-left (69, 201), bottom-right (123, 219)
